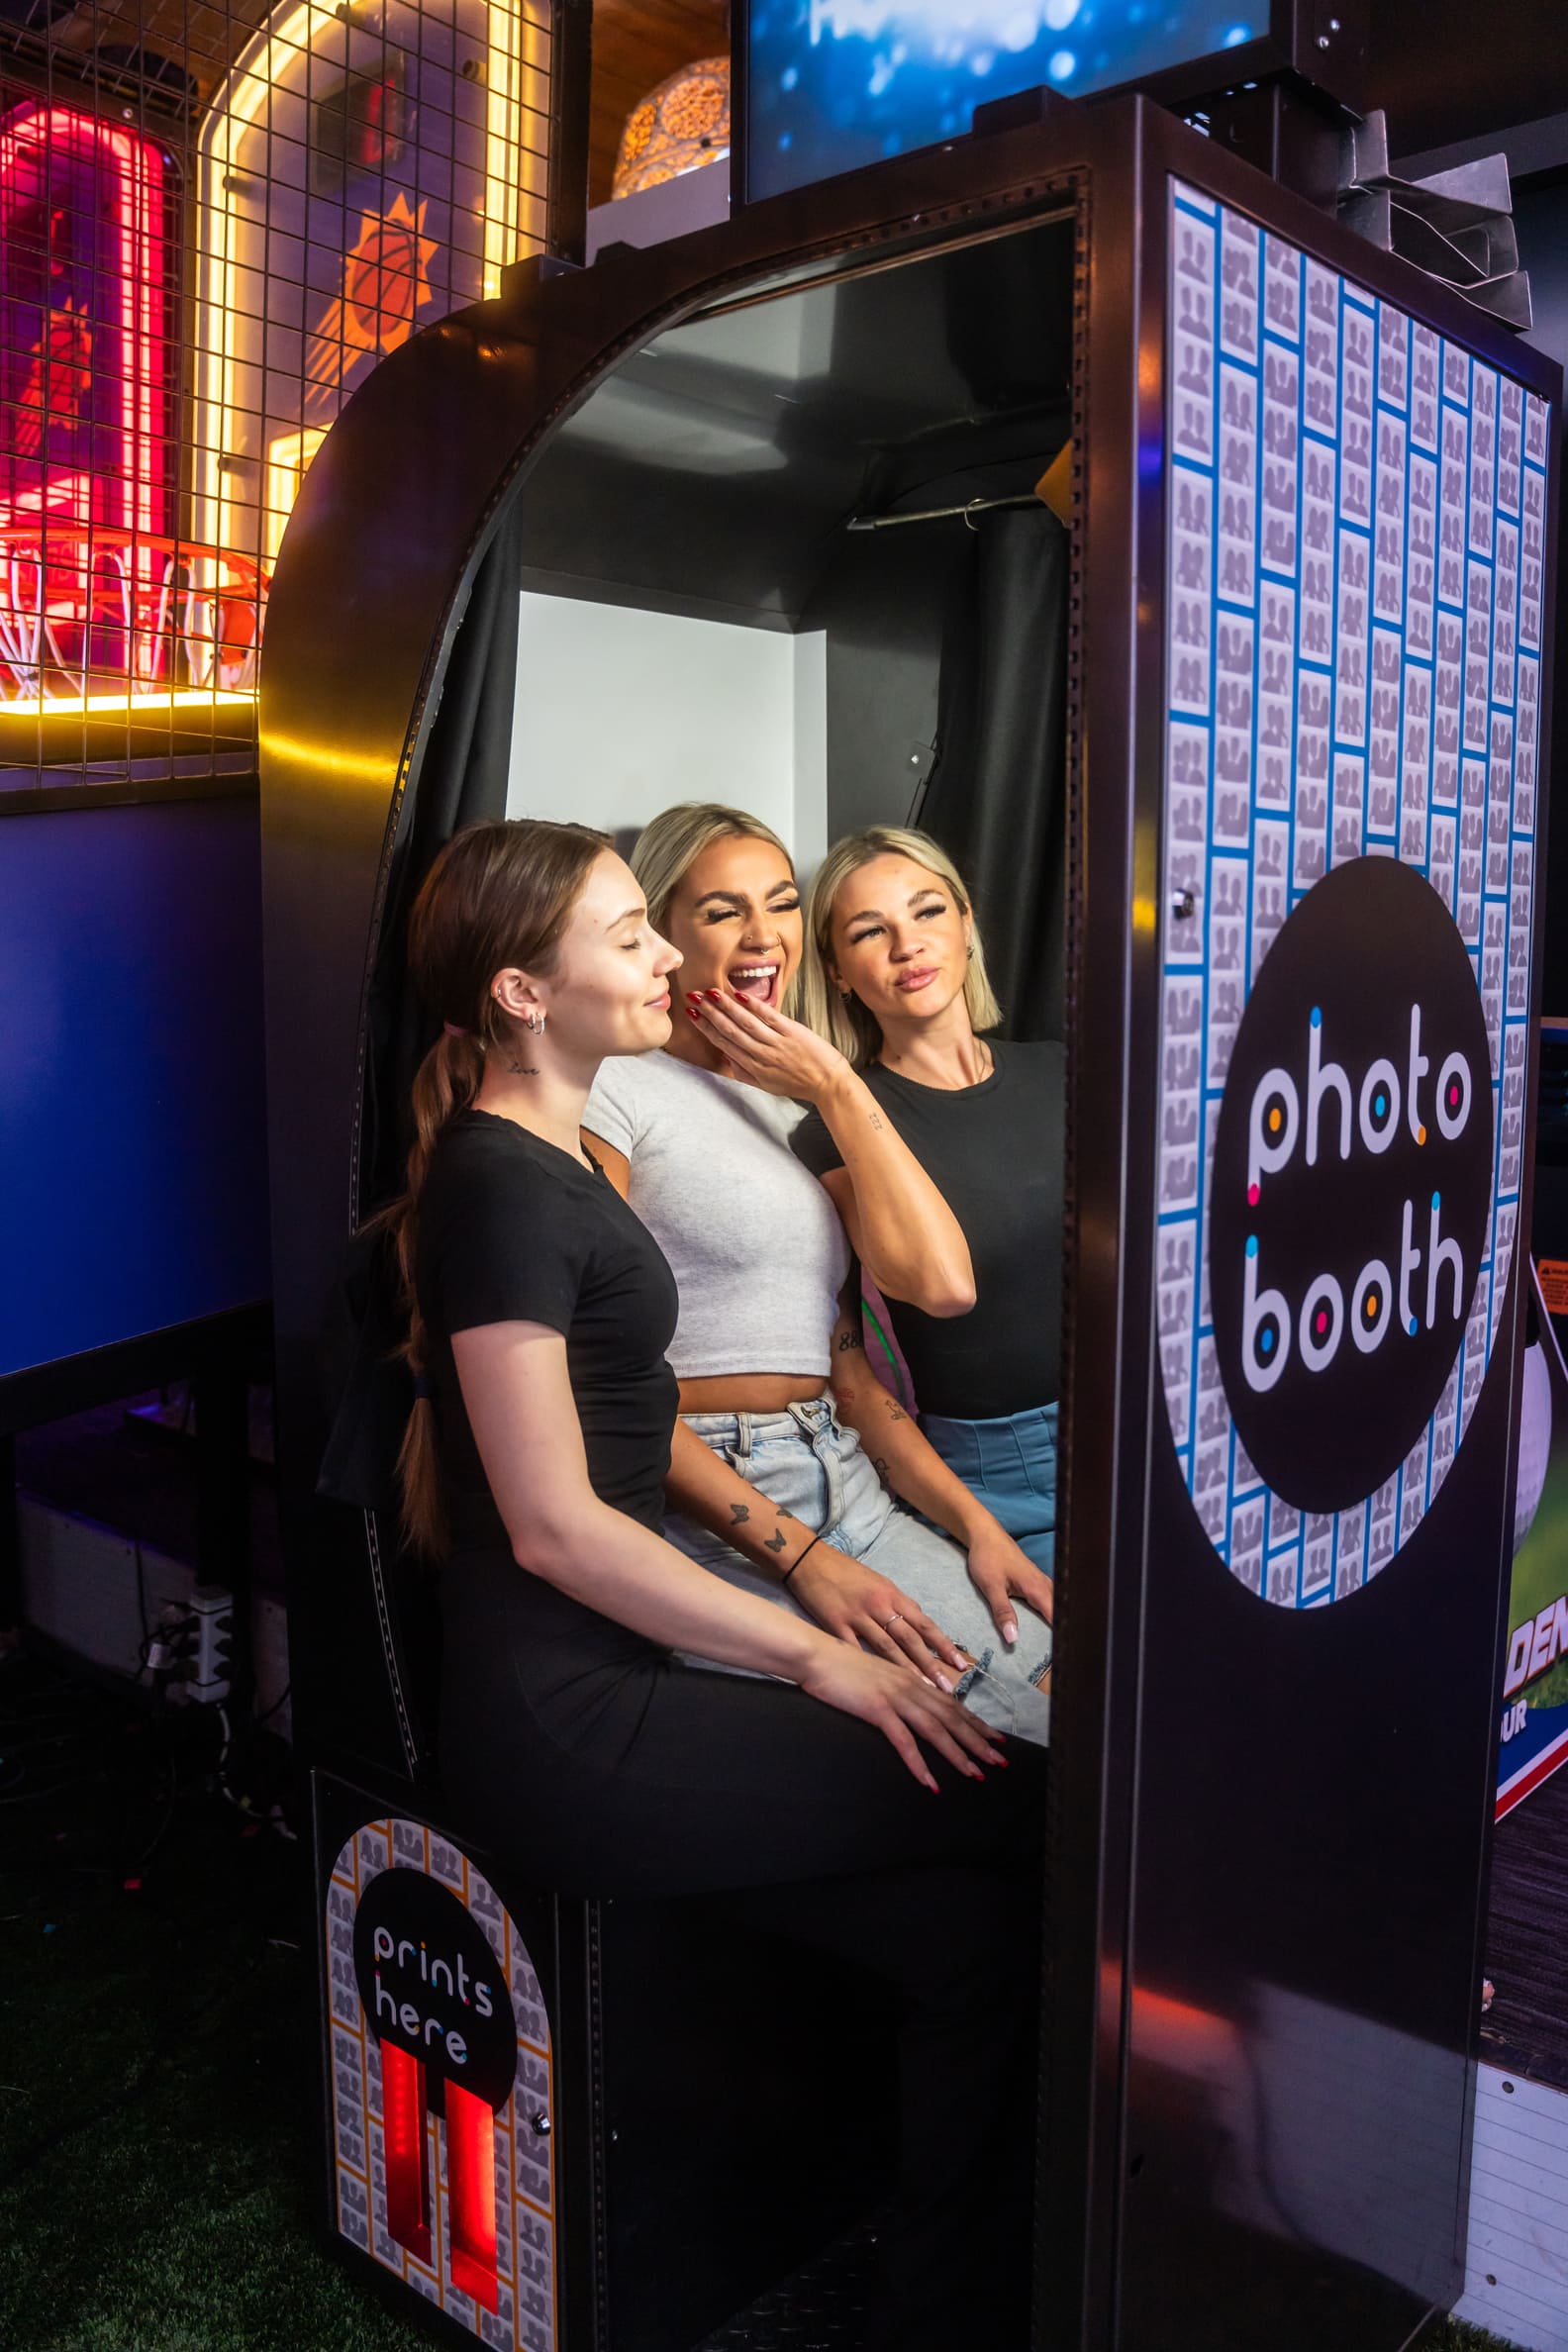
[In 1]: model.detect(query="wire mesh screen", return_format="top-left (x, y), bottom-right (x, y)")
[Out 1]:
top-left (0, 0), bottom-right (551, 794)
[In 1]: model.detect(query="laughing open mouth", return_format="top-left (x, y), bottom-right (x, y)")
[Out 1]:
top-left (729, 962), bottom-right (780, 1006)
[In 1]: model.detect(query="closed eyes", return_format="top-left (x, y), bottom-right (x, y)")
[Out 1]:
top-left (703, 898), bottom-right (800, 925)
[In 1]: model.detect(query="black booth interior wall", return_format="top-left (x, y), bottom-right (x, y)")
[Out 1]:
top-left (260, 90), bottom-right (1561, 2352)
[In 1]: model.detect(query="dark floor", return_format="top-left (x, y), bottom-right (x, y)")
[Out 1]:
top-left (1482, 1756), bottom-right (1568, 2086)
top-left (0, 1646), bottom-right (1516, 2352)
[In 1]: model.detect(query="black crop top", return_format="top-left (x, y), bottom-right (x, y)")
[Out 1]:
top-left (417, 1110), bottom-right (680, 1545)
top-left (792, 1040), bottom-right (1064, 1421)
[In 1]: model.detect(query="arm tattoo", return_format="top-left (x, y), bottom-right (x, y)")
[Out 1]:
top-left (883, 1399), bottom-right (908, 1422)
top-left (868, 1111), bottom-right (885, 1131)
top-left (836, 1327), bottom-right (864, 1351)
top-left (873, 1457), bottom-right (889, 1483)
top-left (763, 1527), bottom-right (788, 1553)
top-left (730, 1503), bottom-right (750, 1523)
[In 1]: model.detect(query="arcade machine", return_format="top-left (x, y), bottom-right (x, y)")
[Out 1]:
top-left (259, 3), bottom-right (1561, 2346)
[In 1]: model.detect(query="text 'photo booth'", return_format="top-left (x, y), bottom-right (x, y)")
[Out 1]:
top-left (259, 89), bottom-right (1560, 2352)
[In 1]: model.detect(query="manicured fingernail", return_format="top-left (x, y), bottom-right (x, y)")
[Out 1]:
top-left (935, 1674), bottom-right (954, 1694)
top-left (925, 1777), bottom-right (939, 1794)
top-left (1003, 1620), bottom-right (1019, 1645)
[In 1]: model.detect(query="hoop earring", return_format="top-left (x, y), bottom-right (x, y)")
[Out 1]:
top-left (523, 1010), bottom-right (545, 1035)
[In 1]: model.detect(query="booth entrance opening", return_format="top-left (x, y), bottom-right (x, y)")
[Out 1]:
top-left (504, 213), bottom-right (1077, 1038)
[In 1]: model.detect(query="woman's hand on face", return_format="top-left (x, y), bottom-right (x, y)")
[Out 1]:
top-left (797, 1642), bottom-right (1006, 1792)
top-left (963, 1522), bottom-right (1054, 1645)
top-left (685, 990), bottom-right (847, 1105)
top-left (788, 1546), bottom-right (971, 1687)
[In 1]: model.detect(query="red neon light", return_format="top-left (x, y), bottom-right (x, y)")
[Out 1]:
top-left (0, 104), bottom-right (169, 539)
top-left (445, 2080), bottom-right (500, 2312)
top-left (380, 2041), bottom-right (433, 2265)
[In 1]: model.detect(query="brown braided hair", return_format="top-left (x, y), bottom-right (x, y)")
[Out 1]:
top-left (384, 817), bottom-right (610, 1558)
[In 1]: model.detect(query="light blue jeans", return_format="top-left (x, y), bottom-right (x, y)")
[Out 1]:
top-left (922, 1401), bottom-right (1059, 1584)
top-left (664, 1395), bottom-right (1051, 1746)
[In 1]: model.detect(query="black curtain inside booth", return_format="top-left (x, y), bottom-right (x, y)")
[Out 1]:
top-left (920, 505), bottom-right (1069, 1043)
top-left (360, 500), bottom-right (525, 1218)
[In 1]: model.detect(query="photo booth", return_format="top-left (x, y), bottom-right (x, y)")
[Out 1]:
top-left (259, 89), bottom-right (1560, 2352)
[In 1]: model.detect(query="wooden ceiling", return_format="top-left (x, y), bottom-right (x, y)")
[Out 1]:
top-left (587, 0), bottom-right (728, 209)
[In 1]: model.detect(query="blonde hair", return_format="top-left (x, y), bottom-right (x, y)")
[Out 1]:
top-left (802, 826), bottom-right (1003, 1068)
top-left (381, 817), bottom-right (610, 1558)
top-left (630, 802), bottom-right (804, 1019)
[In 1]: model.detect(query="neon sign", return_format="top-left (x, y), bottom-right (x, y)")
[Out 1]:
top-left (0, 103), bottom-right (169, 538)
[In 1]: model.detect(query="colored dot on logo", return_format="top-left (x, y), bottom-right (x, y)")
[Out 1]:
top-left (1311, 1007), bottom-right (1323, 1029)
top-left (1246, 1234), bottom-right (1258, 1259)
top-left (1268, 1105), bottom-right (1282, 1133)
top-left (1247, 1183), bottom-right (1259, 1206)
top-left (1261, 1326), bottom-right (1274, 1352)
top-left (1364, 1289), bottom-right (1380, 1320)
top-left (1419, 1125), bottom-right (1426, 1144)
top-left (1315, 1310), bottom-right (1328, 1335)
top-left (1409, 1316), bottom-right (1419, 1335)
top-left (1374, 1091), bottom-right (1387, 1119)
top-left (1431, 1190), bottom-right (1440, 1211)
top-left (1448, 1082), bottom-right (1460, 1109)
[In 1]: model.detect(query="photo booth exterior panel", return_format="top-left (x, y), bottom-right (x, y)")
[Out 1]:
top-left (1096, 150), bottom-right (1559, 2352)
top-left (1157, 180), bottom-right (1549, 1607)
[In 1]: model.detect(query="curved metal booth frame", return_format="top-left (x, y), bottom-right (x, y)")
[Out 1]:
top-left (261, 91), bottom-right (1562, 2352)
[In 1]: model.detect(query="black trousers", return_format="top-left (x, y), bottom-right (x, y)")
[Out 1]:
top-left (441, 1553), bottom-right (1047, 2348)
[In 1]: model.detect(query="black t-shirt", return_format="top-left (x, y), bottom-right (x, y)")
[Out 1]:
top-left (417, 1110), bottom-right (680, 1546)
top-left (792, 1040), bottom-right (1063, 1421)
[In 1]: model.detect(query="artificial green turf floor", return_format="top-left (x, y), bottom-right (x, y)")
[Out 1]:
top-left (0, 1657), bottom-right (1519, 2352)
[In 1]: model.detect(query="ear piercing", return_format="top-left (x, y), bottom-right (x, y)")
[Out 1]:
top-left (522, 1010), bottom-right (545, 1035)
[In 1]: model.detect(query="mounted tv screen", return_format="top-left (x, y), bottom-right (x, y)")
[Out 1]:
top-left (745, 3), bottom-right (1264, 200)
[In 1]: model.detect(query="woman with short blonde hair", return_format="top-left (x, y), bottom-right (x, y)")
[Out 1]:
top-left (797, 825), bottom-right (1066, 1600)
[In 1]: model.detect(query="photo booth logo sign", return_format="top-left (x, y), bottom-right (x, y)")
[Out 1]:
top-left (1210, 858), bottom-right (1494, 1516)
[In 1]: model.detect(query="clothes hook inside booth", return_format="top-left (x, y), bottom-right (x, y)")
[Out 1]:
top-left (847, 441), bottom-right (1074, 532)
top-left (846, 489), bottom-right (1043, 533)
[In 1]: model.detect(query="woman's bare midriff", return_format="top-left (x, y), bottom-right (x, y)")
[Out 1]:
top-left (676, 1374), bottom-right (828, 1416)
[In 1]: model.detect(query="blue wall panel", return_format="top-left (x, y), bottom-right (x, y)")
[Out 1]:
top-left (0, 797), bottom-right (270, 1381)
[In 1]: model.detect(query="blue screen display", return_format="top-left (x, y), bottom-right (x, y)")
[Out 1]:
top-left (747, 3), bottom-right (1264, 199)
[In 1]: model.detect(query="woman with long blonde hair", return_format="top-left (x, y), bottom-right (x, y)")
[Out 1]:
top-left (797, 825), bottom-right (1064, 1598)
top-left (581, 803), bottom-right (1052, 1740)
top-left (383, 815), bottom-right (1043, 2351)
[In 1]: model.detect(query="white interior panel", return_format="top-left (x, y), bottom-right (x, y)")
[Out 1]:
top-left (509, 595), bottom-right (828, 875)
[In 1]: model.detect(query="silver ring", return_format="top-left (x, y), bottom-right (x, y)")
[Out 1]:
top-left (884, 1613), bottom-right (904, 1631)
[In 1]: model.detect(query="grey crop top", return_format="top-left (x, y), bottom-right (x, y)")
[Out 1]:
top-left (583, 1051), bottom-right (851, 1380)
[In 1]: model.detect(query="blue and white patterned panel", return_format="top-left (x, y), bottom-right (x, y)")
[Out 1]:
top-left (1158, 181), bottom-right (1549, 1608)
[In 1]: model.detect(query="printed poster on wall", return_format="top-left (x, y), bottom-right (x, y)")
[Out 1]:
top-left (1498, 1259), bottom-right (1568, 1817)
